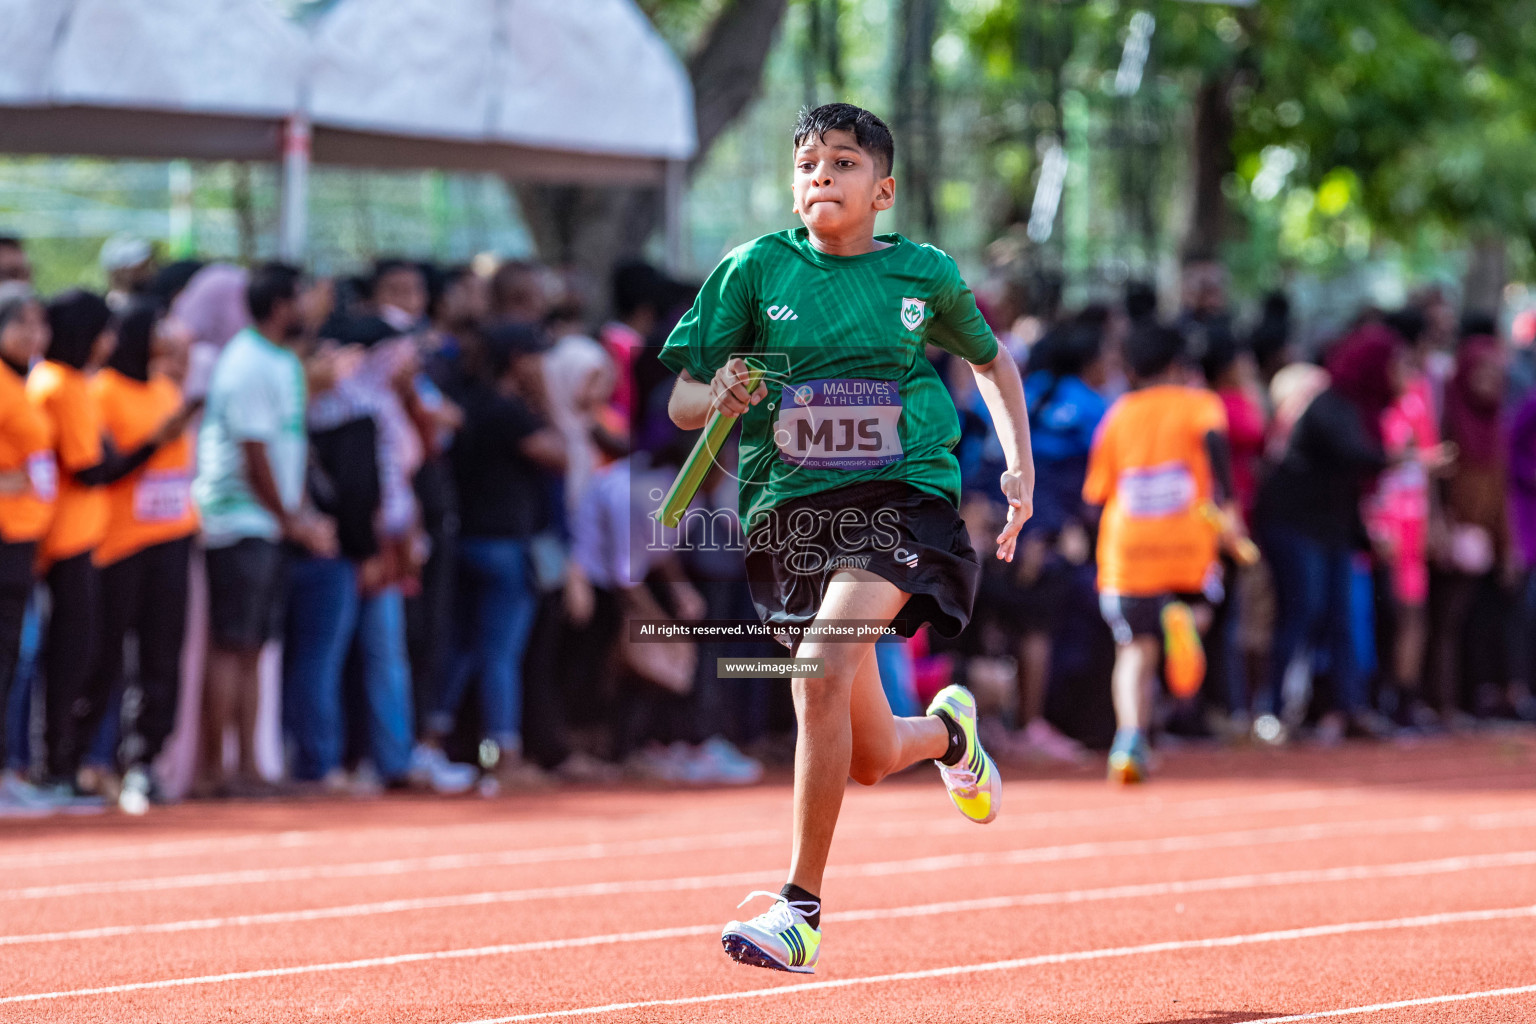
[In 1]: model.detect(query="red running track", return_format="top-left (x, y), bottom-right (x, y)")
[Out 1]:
top-left (2, 734), bottom-right (1535, 1023)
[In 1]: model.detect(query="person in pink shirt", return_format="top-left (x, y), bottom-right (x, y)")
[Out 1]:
top-left (1368, 312), bottom-right (1452, 727)
top-left (1200, 326), bottom-right (1267, 731)
top-left (599, 263), bottom-right (665, 427)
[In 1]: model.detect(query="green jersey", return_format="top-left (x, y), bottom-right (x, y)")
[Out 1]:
top-left (659, 227), bottom-right (998, 528)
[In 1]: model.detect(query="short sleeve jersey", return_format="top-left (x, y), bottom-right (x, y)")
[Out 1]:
top-left (1083, 385), bottom-right (1228, 597)
top-left (659, 228), bottom-right (997, 527)
top-left (193, 327), bottom-right (307, 548)
top-left (452, 387), bottom-right (549, 540)
top-left (92, 369), bottom-right (198, 567)
top-left (0, 361), bottom-right (54, 545)
top-left (26, 360), bottom-right (107, 564)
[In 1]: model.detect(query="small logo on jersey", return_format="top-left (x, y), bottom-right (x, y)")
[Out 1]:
top-left (900, 297), bottom-right (927, 331)
top-left (893, 546), bottom-right (920, 568)
top-left (766, 304), bottom-right (799, 321)
top-left (793, 385), bottom-right (816, 406)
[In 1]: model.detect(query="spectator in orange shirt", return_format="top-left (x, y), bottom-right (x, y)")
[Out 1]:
top-left (28, 291), bottom-right (182, 797)
top-left (84, 302), bottom-right (199, 811)
top-left (0, 284), bottom-right (53, 808)
top-left (1083, 323), bottom-right (1240, 784)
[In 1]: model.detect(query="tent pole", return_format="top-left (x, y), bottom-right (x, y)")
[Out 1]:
top-left (664, 158), bottom-right (686, 274)
top-left (279, 115), bottom-right (311, 262)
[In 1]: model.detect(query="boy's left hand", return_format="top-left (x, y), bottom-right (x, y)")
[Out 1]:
top-left (995, 469), bottom-right (1033, 561)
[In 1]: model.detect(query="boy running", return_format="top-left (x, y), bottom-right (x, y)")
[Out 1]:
top-left (659, 103), bottom-right (1034, 974)
top-left (1083, 323), bottom-right (1241, 784)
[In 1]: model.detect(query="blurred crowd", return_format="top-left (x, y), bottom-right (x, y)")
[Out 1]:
top-left (1, 231), bottom-right (1534, 815)
top-left (949, 260), bottom-right (1536, 761)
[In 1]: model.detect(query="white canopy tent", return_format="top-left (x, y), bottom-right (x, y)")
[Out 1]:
top-left (0, 0), bottom-right (697, 260)
top-left (0, 0), bottom-right (304, 161)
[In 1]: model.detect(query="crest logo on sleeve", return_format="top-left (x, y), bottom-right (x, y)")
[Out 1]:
top-left (900, 297), bottom-right (927, 332)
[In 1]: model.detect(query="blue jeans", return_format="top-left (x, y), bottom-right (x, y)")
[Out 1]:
top-left (283, 559), bottom-right (415, 781)
top-left (1259, 523), bottom-right (1366, 716)
top-left (283, 556), bottom-right (359, 781)
top-left (435, 537), bottom-right (537, 750)
top-left (352, 587), bottom-right (415, 781)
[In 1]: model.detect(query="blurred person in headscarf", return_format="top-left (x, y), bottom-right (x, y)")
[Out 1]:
top-left (0, 284), bottom-right (53, 810)
top-left (301, 312), bottom-right (470, 793)
top-left (85, 301), bottom-right (200, 811)
top-left (544, 328), bottom-right (622, 518)
top-left (1253, 324), bottom-right (1402, 744)
top-left (169, 263), bottom-right (252, 401)
top-left (1430, 333), bottom-right (1511, 725)
top-left (29, 290), bottom-right (190, 799)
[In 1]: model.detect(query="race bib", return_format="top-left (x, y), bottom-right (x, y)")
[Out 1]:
top-left (774, 379), bottom-right (903, 470)
top-left (26, 452), bottom-right (56, 502)
top-left (1118, 462), bottom-right (1195, 519)
top-left (133, 471), bottom-right (192, 523)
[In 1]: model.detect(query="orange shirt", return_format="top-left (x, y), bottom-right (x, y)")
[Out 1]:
top-left (1083, 385), bottom-right (1227, 596)
top-left (92, 369), bottom-right (197, 567)
top-left (26, 360), bottom-right (107, 566)
top-left (0, 361), bottom-right (55, 544)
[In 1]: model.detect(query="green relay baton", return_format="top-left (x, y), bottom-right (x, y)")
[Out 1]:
top-left (655, 358), bottom-right (767, 528)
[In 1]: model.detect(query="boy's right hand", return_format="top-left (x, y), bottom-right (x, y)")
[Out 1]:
top-left (710, 357), bottom-right (767, 417)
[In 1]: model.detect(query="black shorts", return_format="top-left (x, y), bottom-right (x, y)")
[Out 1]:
top-left (1098, 591), bottom-right (1203, 646)
top-left (744, 480), bottom-right (980, 647)
top-left (206, 538), bottom-right (288, 652)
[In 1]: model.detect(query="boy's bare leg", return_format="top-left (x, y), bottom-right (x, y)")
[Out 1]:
top-left (787, 570), bottom-right (947, 896)
top-left (1111, 636), bottom-right (1159, 733)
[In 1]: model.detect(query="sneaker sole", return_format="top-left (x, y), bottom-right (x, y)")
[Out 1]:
top-left (721, 933), bottom-right (814, 974)
top-left (1162, 603), bottom-right (1206, 699)
top-left (962, 750), bottom-right (1001, 824)
top-left (930, 687), bottom-right (1000, 825)
top-left (1107, 752), bottom-right (1146, 785)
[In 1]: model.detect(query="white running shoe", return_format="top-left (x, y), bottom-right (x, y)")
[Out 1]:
top-left (722, 891), bottom-right (821, 973)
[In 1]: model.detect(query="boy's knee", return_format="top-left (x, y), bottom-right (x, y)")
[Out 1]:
top-left (849, 746), bottom-right (895, 786)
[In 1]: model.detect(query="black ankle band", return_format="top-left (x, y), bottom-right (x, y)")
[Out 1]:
top-left (935, 709), bottom-right (966, 766)
top-left (780, 882), bottom-right (821, 929)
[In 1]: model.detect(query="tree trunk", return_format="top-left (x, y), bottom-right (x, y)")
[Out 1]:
top-left (892, 0), bottom-right (941, 238)
top-left (509, 0), bottom-right (788, 306)
top-left (1462, 234), bottom-right (1508, 320)
top-left (1184, 72), bottom-right (1234, 262)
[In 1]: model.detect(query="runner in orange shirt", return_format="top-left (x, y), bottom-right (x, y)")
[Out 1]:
top-left (0, 284), bottom-right (54, 809)
top-left (86, 302), bottom-right (200, 812)
top-left (27, 291), bottom-right (186, 797)
top-left (1083, 322), bottom-right (1242, 784)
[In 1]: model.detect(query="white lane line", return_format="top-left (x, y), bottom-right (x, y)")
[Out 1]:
top-left (0, 772), bottom-right (1485, 878)
top-left (1246, 983), bottom-right (1536, 1021)
top-left (457, 905), bottom-right (1536, 1023)
top-left (7, 846), bottom-right (1534, 949)
top-left (14, 900), bottom-right (1517, 1012)
top-left (0, 786), bottom-right (1361, 878)
top-left (7, 807), bottom-right (1536, 904)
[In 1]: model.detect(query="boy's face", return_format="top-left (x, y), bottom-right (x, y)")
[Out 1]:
top-left (791, 129), bottom-right (894, 236)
